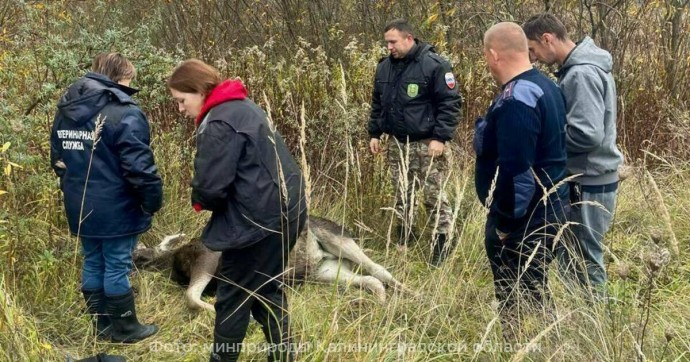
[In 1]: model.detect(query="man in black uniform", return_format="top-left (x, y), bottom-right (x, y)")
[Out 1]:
top-left (368, 19), bottom-right (462, 266)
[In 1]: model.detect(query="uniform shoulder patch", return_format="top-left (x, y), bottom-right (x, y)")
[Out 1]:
top-left (500, 80), bottom-right (543, 108)
top-left (444, 72), bottom-right (456, 89)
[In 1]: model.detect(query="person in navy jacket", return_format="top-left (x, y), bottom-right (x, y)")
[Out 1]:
top-left (50, 53), bottom-right (162, 344)
top-left (474, 23), bottom-right (570, 338)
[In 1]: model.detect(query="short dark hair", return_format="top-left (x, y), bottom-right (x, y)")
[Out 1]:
top-left (384, 19), bottom-right (415, 36)
top-left (522, 13), bottom-right (568, 42)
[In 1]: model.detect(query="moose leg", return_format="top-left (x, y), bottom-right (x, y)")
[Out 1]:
top-left (158, 233), bottom-right (186, 252)
top-left (313, 230), bottom-right (406, 292)
top-left (314, 258), bottom-right (386, 302)
top-left (185, 248), bottom-right (220, 312)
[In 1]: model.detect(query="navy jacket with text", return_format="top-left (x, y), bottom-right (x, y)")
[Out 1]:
top-left (474, 68), bottom-right (569, 233)
top-left (50, 72), bottom-right (163, 239)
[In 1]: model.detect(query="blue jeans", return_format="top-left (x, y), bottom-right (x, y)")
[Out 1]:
top-left (558, 183), bottom-right (617, 294)
top-left (81, 235), bottom-right (138, 296)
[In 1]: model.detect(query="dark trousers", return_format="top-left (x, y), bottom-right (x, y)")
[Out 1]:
top-left (212, 222), bottom-right (302, 361)
top-left (484, 211), bottom-right (566, 335)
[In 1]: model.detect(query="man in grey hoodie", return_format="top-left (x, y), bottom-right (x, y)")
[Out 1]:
top-left (522, 14), bottom-right (624, 297)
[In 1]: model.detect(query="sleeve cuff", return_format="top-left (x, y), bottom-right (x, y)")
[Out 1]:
top-left (494, 214), bottom-right (521, 234)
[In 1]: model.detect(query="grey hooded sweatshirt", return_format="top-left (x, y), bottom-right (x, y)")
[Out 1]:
top-left (556, 36), bottom-right (623, 186)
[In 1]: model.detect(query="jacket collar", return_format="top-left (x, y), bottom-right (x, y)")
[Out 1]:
top-left (195, 80), bottom-right (248, 126)
top-left (84, 72), bottom-right (139, 95)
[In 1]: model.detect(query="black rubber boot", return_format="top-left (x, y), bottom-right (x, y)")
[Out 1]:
top-left (209, 333), bottom-right (243, 362)
top-left (106, 289), bottom-right (158, 343)
top-left (395, 223), bottom-right (407, 247)
top-left (258, 311), bottom-right (292, 362)
top-left (395, 223), bottom-right (417, 249)
top-left (82, 289), bottom-right (111, 340)
top-left (75, 353), bottom-right (126, 362)
top-left (431, 233), bottom-right (451, 267)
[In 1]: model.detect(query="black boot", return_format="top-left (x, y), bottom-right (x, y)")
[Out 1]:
top-left (82, 289), bottom-right (111, 340)
top-left (431, 233), bottom-right (452, 267)
top-left (106, 289), bottom-right (158, 343)
top-left (75, 353), bottom-right (126, 362)
top-left (209, 333), bottom-right (243, 362)
top-left (260, 313), bottom-right (292, 362)
top-left (395, 223), bottom-right (417, 249)
top-left (395, 223), bottom-right (406, 247)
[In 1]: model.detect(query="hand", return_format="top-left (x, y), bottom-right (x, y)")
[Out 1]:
top-left (496, 229), bottom-right (509, 242)
top-left (370, 138), bottom-right (382, 154)
top-left (428, 140), bottom-right (445, 157)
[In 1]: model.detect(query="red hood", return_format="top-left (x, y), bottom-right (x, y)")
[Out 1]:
top-left (196, 79), bottom-right (248, 125)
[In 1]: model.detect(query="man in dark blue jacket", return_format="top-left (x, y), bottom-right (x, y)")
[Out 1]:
top-left (368, 19), bottom-right (462, 266)
top-left (474, 23), bottom-right (569, 338)
top-left (50, 53), bottom-right (162, 344)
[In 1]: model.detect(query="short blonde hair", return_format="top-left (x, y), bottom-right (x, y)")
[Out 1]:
top-left (91, 52), bottom-right (136, 83)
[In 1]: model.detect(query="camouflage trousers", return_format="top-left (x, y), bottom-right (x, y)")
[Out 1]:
top-left (387, 138), bottom-right (453, 235)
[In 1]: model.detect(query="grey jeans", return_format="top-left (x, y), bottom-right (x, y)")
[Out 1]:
top-left (557, 183), bottom-right (617, 295)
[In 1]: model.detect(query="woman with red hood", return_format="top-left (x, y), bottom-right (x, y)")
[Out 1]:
top-left (168, 59), bottom-right (307, 362)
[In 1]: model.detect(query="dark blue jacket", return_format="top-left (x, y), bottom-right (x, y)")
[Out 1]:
top-left (368, 40), bottom-right (462, 143)
top-left (474, 68), bottom-right (569, 233)
top-left (50, 72), bottom-right (162, 238)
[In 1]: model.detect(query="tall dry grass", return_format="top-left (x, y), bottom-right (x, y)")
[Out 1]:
top-left (2, 121), bottom-right (690, 361)
top-left (1, 1), bottom-right (690, 361)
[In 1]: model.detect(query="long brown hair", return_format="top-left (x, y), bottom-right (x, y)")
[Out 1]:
top-left (167, 59), bottom-right (221, 95)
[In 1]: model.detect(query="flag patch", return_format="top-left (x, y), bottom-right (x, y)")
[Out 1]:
top-left (445, 72), bottom-right (456, 89)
